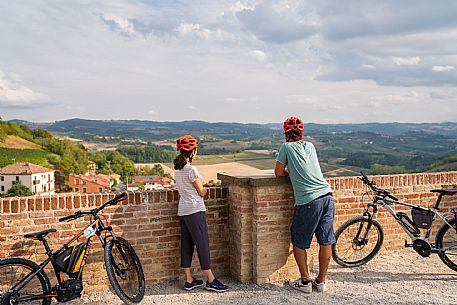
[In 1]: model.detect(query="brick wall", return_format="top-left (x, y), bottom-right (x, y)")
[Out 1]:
top-left (1, 172), bottom-right (457, 290)
top-left (0, 188), bottom-right (229, 292)
top-left (219, 172), bottom-right (457, 284)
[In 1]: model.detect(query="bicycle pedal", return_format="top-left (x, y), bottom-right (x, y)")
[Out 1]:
top-left (404, 240), bottom-right (413, 247)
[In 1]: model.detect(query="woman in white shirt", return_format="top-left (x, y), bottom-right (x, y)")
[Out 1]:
top-left (174, 135), bottom-right (228, 293)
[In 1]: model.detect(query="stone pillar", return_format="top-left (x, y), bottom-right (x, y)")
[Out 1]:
top-left (219, 173), bottom-right (298, 284)
top-left (217, 175), bottom-right (255, 282)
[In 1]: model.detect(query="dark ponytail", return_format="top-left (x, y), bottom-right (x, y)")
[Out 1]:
top-left (174, 149), bottom-right (195, 170)
top-left (285, 130), bottom-right (303, 142)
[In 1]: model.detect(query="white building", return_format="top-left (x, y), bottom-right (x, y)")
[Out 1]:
top-left (0, 162), bottom-right (55, 196)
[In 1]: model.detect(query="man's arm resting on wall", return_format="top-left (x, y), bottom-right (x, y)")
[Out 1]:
top-left (275, 161), bottom-right (288, 177)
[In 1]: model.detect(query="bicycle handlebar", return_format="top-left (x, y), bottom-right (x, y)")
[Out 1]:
top-left (95, 192), bottom-right (127, 213)
top-left (59, 192), bottom-right (127, 222)
top-left (359, 172), bottom-right (398, 201)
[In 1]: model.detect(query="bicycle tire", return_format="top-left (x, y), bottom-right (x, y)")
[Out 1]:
top-left (104, 237), bottom-right (145, 304)
top-left (332, 216), bottom-right (384, 267)
top-left (436, 218), bottom-right (457, 272)
top-left (0, 257), bottom-right (51, 305)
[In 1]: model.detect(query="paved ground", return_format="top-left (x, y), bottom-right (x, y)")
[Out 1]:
top-left (80, 249), bottom-right (457, 305)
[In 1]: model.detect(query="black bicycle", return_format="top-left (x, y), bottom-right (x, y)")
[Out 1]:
top-left (332, 172), bottom-right (457, 271)
top-left (0, 192), bottom-right (145, 304)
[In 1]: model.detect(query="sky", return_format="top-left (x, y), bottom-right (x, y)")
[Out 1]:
top-left (1, 0), bottom-right (456, 124)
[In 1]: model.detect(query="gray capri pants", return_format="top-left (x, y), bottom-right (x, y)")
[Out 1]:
top-left (179, 211), bottom-right (211, 270)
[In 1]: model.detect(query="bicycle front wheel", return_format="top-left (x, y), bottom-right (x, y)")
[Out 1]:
top-left (436, 218), bottom-right (457, 272)
top-left (104, 237), bottom-right (145, 304)
top-left (332, 216), bottom-right (384, 267)
top-left (0, 257), bottom-right (51, 305)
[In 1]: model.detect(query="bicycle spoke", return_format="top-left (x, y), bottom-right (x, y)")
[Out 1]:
top-left (333, 217), bottom-right (383, 267)
top-left (0, 264), bottom-right (45, 305)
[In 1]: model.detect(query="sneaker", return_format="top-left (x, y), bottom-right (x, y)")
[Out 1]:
top-left (313, 279), bottom-right (326, 292)
top-left (205, 278), bottom-right (229, 293)
top-left (289, 278), bottom-right (312, 293)
top-left (183, 278), bottom-right (204, 291)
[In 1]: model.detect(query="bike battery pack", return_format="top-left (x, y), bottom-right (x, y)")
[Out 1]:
top-left (397, 212), bottom-right (420, 235)
top-left (67, 243), bottom-right (87, 276)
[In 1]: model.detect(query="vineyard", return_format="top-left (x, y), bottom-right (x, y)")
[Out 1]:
top-left (0, 148), bottom-right (49, 168)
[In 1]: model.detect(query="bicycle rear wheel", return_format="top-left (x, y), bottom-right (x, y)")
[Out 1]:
top-left (436, 219), bottom-right (457, 272)
top-left (104, 237), bottom-right (145, 304)
top-left (0, 257), bottom-right (51, 305)
top-left (332, 216), bottom-right (384, 267)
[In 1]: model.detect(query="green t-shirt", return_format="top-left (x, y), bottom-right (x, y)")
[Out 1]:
top-left (276, 141), bottom-right (332, 205)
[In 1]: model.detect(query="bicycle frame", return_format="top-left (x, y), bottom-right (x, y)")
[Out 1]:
top-left (365, 194), bottom-right (454, 252)
top-left (10, 215), bottom-right (117, 303)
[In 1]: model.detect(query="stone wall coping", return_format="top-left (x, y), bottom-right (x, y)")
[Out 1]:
top-left (218, 173), bottom-right (290, 187)
top-left (218, 171), bottom-right (457, 188)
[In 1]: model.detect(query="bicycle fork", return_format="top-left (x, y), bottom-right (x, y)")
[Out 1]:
top-left (352, 208), bottom-right (377, 248)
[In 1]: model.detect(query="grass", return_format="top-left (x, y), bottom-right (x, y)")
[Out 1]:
top-left (238, 158), bottom-right (276, 170)
top-left (192, 151), bottom-right (275, 166)
top-left (0, 148), bottom-right (49, 168)
top-left (0, 136), bottom-right (42, 150)
top-left (166, 151), bottom-right (370, 175)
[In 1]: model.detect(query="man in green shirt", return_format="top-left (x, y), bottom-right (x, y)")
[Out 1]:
top-left (275, 116), bottom-right (335, 293)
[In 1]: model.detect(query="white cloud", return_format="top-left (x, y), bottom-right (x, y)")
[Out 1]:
top-left (236, 1), bottom-right (319, 43)
top-left (147, 110), bottom-right (156, 115)
top-left (361, 64), bottom-right (376, 69)
top-left (100, 14), bottom-right (141, 38)
top-left (0, 69), bottom-right (47, 107)
top-left (370, 90), bottom-right (425, 104)
top-left (1, 1), bottom-right (457, 122)
top-left (392, 57), bottom-right (421, 66)
top-left (176, 23), bottom-right (201, 36)
top-left (225, 97), bottom-right (244, 103)
top-left (251, 50), bottom-right (268, 62)
top-left (225, 96), bottom-right (258, 104)
top-left (230, 1), bottom-right (255, 13)
top-left (175, 23), bottom-right (232, 41)
top-left (285, 95), bottom-right (319, 104)
top-left (432, 65), bottom-right (455, 72)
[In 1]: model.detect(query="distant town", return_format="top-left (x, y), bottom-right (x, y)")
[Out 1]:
top-left (0, 161), bottom-right (175, 197)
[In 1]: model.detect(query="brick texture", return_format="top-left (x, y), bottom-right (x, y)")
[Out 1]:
top-left (0, 188), bottom-right (228, 292)
top-left (2, 172), bottom-right (457, 290)
top-left (219, 171), bottom-right (457, 284)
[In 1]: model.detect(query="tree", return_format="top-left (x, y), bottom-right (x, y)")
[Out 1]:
top-left (135, 164), bottom-right (173, 179)
top-left (7, 183), bottom-right (32, 197)
top-left (107, 151), bottom-right (135, 180)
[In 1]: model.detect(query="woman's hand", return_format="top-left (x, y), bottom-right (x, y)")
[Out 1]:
top-left (193, 179), bottom-right (207, 197)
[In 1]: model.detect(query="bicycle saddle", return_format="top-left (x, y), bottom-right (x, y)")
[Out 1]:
top-left (24, 228), bottom-right (57, 239)
top-left (431, 189), bottom-right (457, 196)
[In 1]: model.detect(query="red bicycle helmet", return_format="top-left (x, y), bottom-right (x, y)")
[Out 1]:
top-left (283, 116), bottom-right (304, 133)
top-left (176, 135), bottom-right (199, 151)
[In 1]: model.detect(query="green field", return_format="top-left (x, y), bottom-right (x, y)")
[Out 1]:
top-left (0, 148), bottom-right (49, 168)
top-left (193, 151), bottom-right (273, 165)
top-left (166, 151), bottom-right (367, 176)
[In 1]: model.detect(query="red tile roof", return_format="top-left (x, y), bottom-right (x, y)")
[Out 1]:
top-left (133, 175), bottom-right (174, 185)
top-left (0, 162), bottom-right (53, 175)
top-left (69, 174), bottom-right (110, 187)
